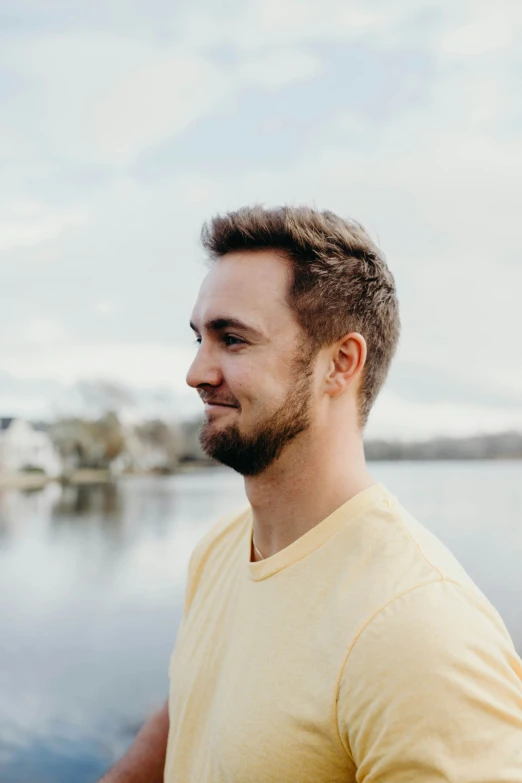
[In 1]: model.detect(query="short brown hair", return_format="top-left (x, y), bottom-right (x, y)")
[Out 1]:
top-left (201, 205), bottom-right (400, 428)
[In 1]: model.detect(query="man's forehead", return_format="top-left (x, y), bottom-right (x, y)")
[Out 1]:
top-left (192, 251), bottom-right (292, 327)
top-left (203, 250), bottom-right (290, 294)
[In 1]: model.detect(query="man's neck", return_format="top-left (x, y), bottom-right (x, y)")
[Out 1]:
top-left (245, 428), bottom-right (373, 560)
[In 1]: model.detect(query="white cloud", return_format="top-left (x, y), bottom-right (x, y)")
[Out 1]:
top-left (183, 179), bottom-right (216, 205)
top-left (1, 0), bottom-right (521, 436)
top-left (180, 0), bottom-right (384, 52)
top-left (18, 317), bottom-right (68, 348)
top-left (92, 53), bottom-right (229, 164)
top-left (438, 2), bottom-right (518, 58)
top-left (2, 33), bottom-right (230, 165)
top-left (368, 391), bottom-right (522, 440)
top-left (94, 300), bottom-right (116, 315)
top-left (1, 30), bottom-right (320, 167)
top-left (0, 338), bottom-right (195, 392)
top-left (241, 49), bottom-right (322, 88)
top-left (0, 200), bottom-right (89, 251)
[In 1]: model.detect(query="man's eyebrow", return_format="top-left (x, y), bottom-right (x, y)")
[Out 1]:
top-left (190, 317), bottom-right (265, 340)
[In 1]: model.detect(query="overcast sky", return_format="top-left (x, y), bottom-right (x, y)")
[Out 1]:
top-left (1, 0), bottom-right (522, 438)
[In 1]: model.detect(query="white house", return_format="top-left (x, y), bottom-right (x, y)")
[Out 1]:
top-left (113, 421), bottom-right (180, 474)
top-left (0, 417), bottom-right (62, 477)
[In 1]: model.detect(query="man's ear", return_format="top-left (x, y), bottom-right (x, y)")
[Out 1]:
top-left (324, 332), bottom-right (367, 398)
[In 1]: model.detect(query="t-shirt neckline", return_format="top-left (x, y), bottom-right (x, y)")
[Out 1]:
top-left (246, 482), bottom-right (386, 581)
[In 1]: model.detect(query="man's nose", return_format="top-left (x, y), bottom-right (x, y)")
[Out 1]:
top-left (186, 341), bottom-right (222, 389)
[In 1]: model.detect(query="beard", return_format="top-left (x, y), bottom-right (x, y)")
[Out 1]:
top-left (199, 352), bottom-right (315, 477)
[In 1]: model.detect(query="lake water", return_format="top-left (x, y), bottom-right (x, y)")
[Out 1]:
top-left (0, 462), bottom-right (521, 782)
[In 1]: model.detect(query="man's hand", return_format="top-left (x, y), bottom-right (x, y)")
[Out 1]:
top-left (98, 700), bottom-right (169, 783)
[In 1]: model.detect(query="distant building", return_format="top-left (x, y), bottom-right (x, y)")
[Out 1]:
top-left (49, 413), bottom-right (125, 474)
top-left (179, 417), bottom-right (211, 464)
top-left (0, 417), bottom-right (62, 477)
top-left (116, 420), bottom-right (181, 474)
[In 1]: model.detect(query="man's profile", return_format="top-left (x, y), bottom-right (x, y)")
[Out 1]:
top-left (100, 206), bottom-right (522, 782)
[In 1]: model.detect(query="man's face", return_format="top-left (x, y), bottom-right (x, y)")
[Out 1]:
top-left (186, 250), bottom-right (316, 476)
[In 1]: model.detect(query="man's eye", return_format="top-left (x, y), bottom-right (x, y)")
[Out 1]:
top-left (224, 335), bottom-right (245, 347)
top-left (193, 337), bottom-right (202, 345)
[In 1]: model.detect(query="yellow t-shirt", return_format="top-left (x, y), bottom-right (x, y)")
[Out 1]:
top-left (165, 483), bottom-right (522, 782)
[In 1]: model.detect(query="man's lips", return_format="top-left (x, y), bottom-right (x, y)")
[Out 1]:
top-left (200, 399), bottom-right (238, 408)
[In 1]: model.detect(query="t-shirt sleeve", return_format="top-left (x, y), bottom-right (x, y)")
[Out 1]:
top-left (337, 579), bottom-right (522, 782)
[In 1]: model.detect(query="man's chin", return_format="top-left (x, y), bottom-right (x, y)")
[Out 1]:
top-left (204, 404), bottom-right (238, 420)
top-left (204, 415), bottom-right (236, 435)
top-left (202, 418), bottom-right (240, 437)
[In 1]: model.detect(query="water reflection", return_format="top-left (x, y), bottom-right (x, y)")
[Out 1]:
top-left (54, 482), bottom-right (122, 518)
top-left (0, 471), bottom-right (246, 783)
top-left (0, 464), bottom-right (520, 783)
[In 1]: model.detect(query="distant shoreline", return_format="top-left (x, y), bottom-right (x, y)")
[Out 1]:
top-left (0, 469), bottom-right (113, 491)
top-left (364, 431), bottom-right (522, 461)
top-left (1, 453), bottom-right (521, 490)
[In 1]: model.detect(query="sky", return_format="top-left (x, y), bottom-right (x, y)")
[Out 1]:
top-left (1, 0), bottom-right (522, 439)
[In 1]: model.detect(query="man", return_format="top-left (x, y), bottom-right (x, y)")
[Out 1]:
top-left (100, 206), bottom-right (522, 782)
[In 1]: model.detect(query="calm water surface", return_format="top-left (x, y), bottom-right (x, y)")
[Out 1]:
top-left (0, 462), bottom-right (521, 782)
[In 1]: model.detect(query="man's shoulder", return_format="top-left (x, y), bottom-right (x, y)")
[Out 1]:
top-left (356, 577), bottom-right (511, 657)
top-left (345, 491), bottom-right (518, 679)
top-left (338, 576), bottom-right (522, 775)
top-left (336, 485), bottom-right (495, 635)
top-left (374, 487), bottom-right (480, 590)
